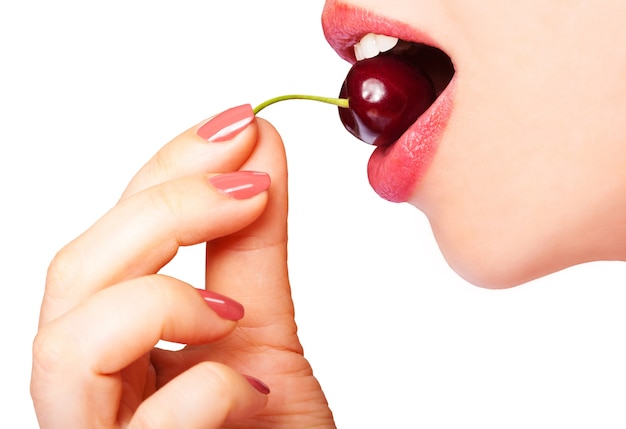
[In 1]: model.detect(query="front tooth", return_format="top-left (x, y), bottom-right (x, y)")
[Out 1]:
top-left (354, 33), bottom-right (399, 61)
top-left (375, 34), bottom-right (398, 53)
top-left (358, 33), bottom-right (380, 60)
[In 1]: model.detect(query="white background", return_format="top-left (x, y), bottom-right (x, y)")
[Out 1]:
top-left (2, 1), bottom-right (625, 427)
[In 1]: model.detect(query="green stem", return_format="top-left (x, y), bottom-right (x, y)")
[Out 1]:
top-left (253, 94), bottom-right (349, 115)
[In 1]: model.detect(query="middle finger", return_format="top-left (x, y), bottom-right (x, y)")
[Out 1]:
top-left (41, 171), bottom-right (270, 325)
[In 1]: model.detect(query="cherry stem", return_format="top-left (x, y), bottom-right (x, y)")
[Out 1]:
top-left (253, 94), bottom-right (349, 115)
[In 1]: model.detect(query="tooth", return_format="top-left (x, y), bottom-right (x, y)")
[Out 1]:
top-left (354, 42), bottom-right (364, 61)
top-left (359, 33), bottom-right (380, 59)
top-left (353, 33), bottom-right (400, 61)
top-left (375, 34), bottom-right (398, 53)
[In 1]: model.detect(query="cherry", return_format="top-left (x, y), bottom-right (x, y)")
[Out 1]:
top-left (253, 52), bottom-right (436, 147)
top-left (338, 54), bottom-right (436, 146)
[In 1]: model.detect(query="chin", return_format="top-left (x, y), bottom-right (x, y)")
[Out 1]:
top-left (427, 220), bottom-right (580, 289)
top-left (436, 243), bottom-right (552, 289)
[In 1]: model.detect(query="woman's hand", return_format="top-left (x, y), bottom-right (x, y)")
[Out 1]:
top-left (31, 105), bottom-right (336, 428)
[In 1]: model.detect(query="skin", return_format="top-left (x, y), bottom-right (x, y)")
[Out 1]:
top-left (31, 118), bottom-right (335, 428)
top-left (364, 0), bottom-right (626, 288)
top-left (31, 0), bottom-right (626, 427)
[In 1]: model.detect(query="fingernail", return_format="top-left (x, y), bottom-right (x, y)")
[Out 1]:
top-left (197, 104), bottom-right (254, 142)
top-left (243, 375), bottom-right (271, 395)
top-left (196, 289), bottom-right (245, 321)
top-left (208, 171), bottom-right (271, 200)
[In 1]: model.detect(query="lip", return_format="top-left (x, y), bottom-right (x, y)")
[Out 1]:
top-left (322, 1), bottom-right (455, 203)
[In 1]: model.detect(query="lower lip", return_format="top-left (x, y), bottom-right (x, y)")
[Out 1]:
top-left (366, 78), bottom-right (455, 203)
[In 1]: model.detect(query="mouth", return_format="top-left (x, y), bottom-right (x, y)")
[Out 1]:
top-left (322, 2), bottom-right (456, 203)
top-left (354, 37), bottom-right (454, 99)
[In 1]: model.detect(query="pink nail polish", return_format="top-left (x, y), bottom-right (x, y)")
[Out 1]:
top-left (196, 289), bottom-right (245, 321)
top-left (243, 375), bottom-right (271, 395)
top-left (208, 171), bottom-right (271, 200)
top-left (197, 104), bottom-right (254, 142)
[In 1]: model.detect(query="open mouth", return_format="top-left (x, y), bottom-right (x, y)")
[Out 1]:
top-left (353, 33), bottom-right (455, 99)
top-left (322, 4), bottom-right (457, 202)
top-left (338, 32), bottom-right (455, 147)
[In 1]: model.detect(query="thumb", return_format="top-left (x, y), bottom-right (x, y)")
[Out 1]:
top-left (204, 118), bottom-right (294, 331)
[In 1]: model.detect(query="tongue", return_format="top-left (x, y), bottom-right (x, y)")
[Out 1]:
top-left (392, 41), bottom-right (455, 96)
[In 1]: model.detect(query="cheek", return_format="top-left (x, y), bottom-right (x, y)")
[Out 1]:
top-left (406, 20), bottom-right (626, 288)
top-left (412, 122), bottom-right (625, 289)
top-left (408, 105), bottom-right (589, 288)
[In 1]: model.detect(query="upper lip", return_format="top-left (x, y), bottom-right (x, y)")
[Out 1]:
top-left (321, 1), bottom-right (440, 65)
top-left (321, 1), bottom-right (456, 203)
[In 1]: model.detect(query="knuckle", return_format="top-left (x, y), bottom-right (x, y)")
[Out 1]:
top-left (149, 180), bottom-right (188, 221)
top-left (129, 407), bottom-right (161, 429)
top-left (144, 274), bottom-right (178, 309)
top-left (31, 327), bottom-right (74, 376)
top-left (150, 147), bottom-right (177, 183)
top-left (195, 362), bottom-right (232, 399)
top-left (45, 244), bottom-right (84, 302)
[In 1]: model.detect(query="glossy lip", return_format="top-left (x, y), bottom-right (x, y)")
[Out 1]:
top-left (322, 1), bottom-right (456, 203)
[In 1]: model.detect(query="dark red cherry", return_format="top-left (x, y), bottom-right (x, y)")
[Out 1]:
top-left (338, 54), bottom-right (436, 146)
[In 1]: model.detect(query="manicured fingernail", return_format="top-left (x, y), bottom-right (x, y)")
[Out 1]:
top-left (196, 289), bottom-right (245, 321)
top-left (243, 375), bottom-right (271, 395)
top-left (197, 104), bottom-right (254, 142)
top-left (208, 171), bottom-right (271, 200)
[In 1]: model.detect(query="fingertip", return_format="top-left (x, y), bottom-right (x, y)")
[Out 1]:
top-left (195, 104), bottom-right (256, 143)
top-left (196, 288), bottom-right (245, 321)
top-left (253, 115), bottom-right (279, 135)
top-left (254, 117), bottom-right (287, 158)
top-left (122, 106), bottom-right (260, 200)
top-left (207, 171), bottom-right (271, 201)
top-left (243, 374), bottom-right (271, 395)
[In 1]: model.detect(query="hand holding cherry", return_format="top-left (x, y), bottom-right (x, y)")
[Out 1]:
top-left (254, 52), bottom-right (436, 147)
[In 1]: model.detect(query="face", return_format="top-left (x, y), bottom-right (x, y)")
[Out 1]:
top-left (322, 0), bottom-right (626, 288)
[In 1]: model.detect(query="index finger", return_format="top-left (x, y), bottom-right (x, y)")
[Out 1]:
top-left (121, 104), bottom-right (257, 200)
